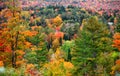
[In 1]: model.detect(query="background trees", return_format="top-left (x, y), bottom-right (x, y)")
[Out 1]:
top-left (0, 1), bottom-right (120, 76)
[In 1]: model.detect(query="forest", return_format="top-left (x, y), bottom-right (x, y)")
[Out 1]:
top-left (0, 0), bottom-right (120, 76)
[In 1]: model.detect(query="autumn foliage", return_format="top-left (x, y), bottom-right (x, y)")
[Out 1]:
top-left (113, 33), bottom-right (120, 51)
top-left (1, 0), bottom-right (120, 76)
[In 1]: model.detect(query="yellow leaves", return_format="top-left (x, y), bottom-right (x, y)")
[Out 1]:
top-left (100, 37), bottom-right (110, 41)
top-left (43, 59), bottom-right (73, 76)
top-left (111, 59), bottom-right (120, 75)
top-left (52, 39), bottom-right (60, 50)
top-left (55, 48), bottom-right (64, 60)
top-left (64, 62), bottom-right (74, 69)
top-left (46, 15), bottom-right (63, 28)
top-left (21, 11), bottom-right (30, 18)
top-left (52, 15), bottom-right (63, 27)
top-left (55, 48), bottom-right (61, 57)
top-left (111, 66), bottom-right (116, 71)
top-left (0, 61), bottom-right (4, 67)
top-left (110, 70), bottom-right (115, 75)
top-left (31, 47), bottom-right (37, 51)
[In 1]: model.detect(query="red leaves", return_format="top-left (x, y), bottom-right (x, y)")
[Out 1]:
top-left (0, 42), bottom-right (3, 47)
top-left (4, 46), bottom-right (12, 52)
top-left (0, 41), bottom-right (12, 52)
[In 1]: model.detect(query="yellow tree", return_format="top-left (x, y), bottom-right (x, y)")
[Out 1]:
top-left (0, 0), bottom-right (29, 67)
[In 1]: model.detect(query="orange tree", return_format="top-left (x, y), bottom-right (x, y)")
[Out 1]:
top-left (111, 33), bottom-right (120, 75)
top-left (0, 0), bottom-right (29, 67)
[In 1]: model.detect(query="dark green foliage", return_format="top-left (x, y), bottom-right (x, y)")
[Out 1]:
top-left (115, 15), bottom-right (120, 32)
top-left (71, 16), bottom-right (113, 75)
top-left (26, 34), bottom-right (41, 46)
top-left (61, 23), bottom-right (79, 40)
top-left (35, 43), bottom-right (48, 68)
top-left (25, 33), bottom-right (48, 68)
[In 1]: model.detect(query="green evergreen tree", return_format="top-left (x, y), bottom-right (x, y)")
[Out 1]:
top-left (71, 16), bottom-right (113, 76)
top-left (25, 28), bottom-right (48, 68)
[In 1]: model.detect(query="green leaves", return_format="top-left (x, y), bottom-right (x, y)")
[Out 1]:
top-left (71, 16), bottom-right (113, 75)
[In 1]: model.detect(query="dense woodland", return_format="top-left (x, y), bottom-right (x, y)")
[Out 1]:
top-left (0, 0), bottom-right (120, 76)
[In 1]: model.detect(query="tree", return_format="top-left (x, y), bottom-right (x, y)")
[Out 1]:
top-left (71, 16), bottom-right (113, 75)
top-left (111, 33), bottom-right (120, 75)
top-left (61, 40), bottom-right (74, 61)
top-left (0, 8), bottom-right (27, 67)
top-left (0, 0), bottom-right (30, 68)
top-left (24, 26), bottom-right (48, 68)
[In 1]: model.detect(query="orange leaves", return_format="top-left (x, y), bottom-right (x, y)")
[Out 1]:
top-left (24, 41), bottom-right (32, 48)
top-left (0, 61), bottom-right (4, 67)
top-left (113, 33), bottom-right (120, 39)
top-left (26, 64), bottom-right (35, 70)
top-left (1, 9), bottom-right (13, 18)
top-left (21, 30), bottom-right (38, 37)
top-left (55, 31), bottom-right (64, 39)
top-left (16, 50), bottom-right (25, 55)
top-left (31, 26), bottom-right (38, 30)
top-left (113, 40), bottom-right (120, 50)
top-left (111, 33), bottom-right (120, 75)
top-left (5, 10), bottom-right (13, 18)
top-left (113, 33), bottom-right (120, 51)
top-left (116, 60), bottom-right (120, 65)
top-left (16, 60), bottom-right (24, 66)
top-left (25, 64), bottom-right (35, 73)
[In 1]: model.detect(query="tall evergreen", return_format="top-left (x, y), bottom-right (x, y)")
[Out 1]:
top-left (71, 16), bottom-right (113, 76)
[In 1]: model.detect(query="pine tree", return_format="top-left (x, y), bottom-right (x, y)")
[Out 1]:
top-left (71, 16), bottom-right (113, 76)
